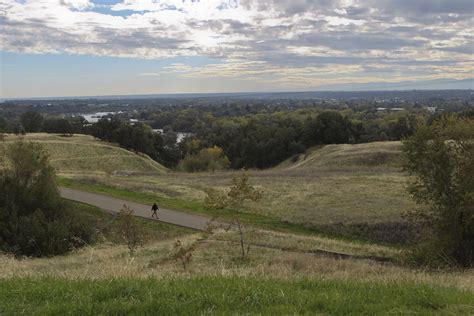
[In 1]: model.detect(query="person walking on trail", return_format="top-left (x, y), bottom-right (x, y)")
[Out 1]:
top-left (151, 203), bottom-right (159, 219)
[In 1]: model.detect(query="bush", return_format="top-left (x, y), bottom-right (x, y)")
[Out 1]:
top-left (402, 115), bottom-right (474, 267)
top-left (0, 140), bottom-right (94, 257)
top-left (178, 146), bottom-right (230, 172)
top-left (116, 205), bottom-right (144, 255)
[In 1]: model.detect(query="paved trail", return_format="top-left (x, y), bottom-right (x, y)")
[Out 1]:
top-left (60, 187), bottom-right (211, 231)
top-left (60, 188), bottom-right (391, 262)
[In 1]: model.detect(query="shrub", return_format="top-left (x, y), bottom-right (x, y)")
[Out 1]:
top-left (173, 239), bottom-right (195, 271)
top-left (178, 146), bottom-right (230, 172)
top-left (116, 204), bottom-right (144, 255)
top-left (402, 115), bottom-right (474, 267)
top-left (0, 140), bottom-right (94, 257)
top-left (204, 173), bottom-right (262, 260)
top-left (227, 172), bottom-right (263, 207)
top-left (203, 188), bottom-right (229, 210)
top-left (203, 172), bottom-right (263, 210)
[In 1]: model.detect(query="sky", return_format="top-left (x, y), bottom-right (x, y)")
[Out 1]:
top-left (0, 0), bottom-right (473, 98)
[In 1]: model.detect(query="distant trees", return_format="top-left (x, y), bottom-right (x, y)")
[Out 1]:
top-left (5, 112), bottom-right (81, 136)
top-left (0, 116), bottom-right (7, 133)
top-left (192, 111), bottom-right (359, 169)
top-left (0, 140), bottom-right (93, 257)
top-left (91, 117), bottom-right (122, 141)
top-left (305, 111), bottom-right (354, 144)
top-left (403, 115), bottom-right (473, 267)
top-left (20, 111), bottom-right (44, 133)
top-left (196, 115), bottom-right (307, 168)
top-left (91, 118), bottom-right (179, 167)
top-left (42, 117), bottom-right (74, 136)
top-left (4, 106), bottom-right (430, 171)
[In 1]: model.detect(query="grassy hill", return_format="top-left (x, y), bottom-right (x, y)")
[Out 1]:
top-left (56, 141), bottom-right (417, 244)
top-left (1, 134), bottom-right (167, 176)
top-left (277, 141), bottom-right (402, 170)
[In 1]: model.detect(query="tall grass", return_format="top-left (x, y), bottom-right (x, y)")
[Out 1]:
top-left (0, 277), bottom-right (472, 314)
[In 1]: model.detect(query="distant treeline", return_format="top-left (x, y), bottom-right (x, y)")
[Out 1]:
top-left (1, 107), bottom-right (473, 170)
top-left (145, 108), bottom-right (422, 168)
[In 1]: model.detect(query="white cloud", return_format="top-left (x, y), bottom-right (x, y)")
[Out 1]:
top-left (1, 0), bottom-right (473, 87)
top-left (62, 0), bottom-right (94, 10)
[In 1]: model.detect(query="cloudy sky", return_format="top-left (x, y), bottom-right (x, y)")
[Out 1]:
top-left (0, 0), bottom-right (473, 98)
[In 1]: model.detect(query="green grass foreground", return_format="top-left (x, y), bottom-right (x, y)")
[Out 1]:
top-left (1, 277), bottom-right (472, 315)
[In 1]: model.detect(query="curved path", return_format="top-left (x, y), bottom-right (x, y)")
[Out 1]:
top-left (60, 187), bottom-right (211, 231)
top-left (60, 188), bottom-right (392, 263)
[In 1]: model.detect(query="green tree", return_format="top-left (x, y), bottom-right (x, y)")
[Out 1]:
top-left (227, 172), bottom-right (263, 207)
top-left (306, 111), bottom-right (353, 145)
top-left (0, 140), bottom-right (93, 257)
top-left (42, 117), bottom-right (74, 136)
top-left (403, 115), bottom-right (473, 267)
top-left (20, 111), bottom-right (44, 133)
top-left (204, 172), bottom-right (262, 210)
top-left (0, 116), bottom-right (7, 133)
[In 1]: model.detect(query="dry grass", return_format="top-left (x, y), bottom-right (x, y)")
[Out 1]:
top-left (0, 234), bottom-right (472, 292)
top-left (277, 141), bottom-right (403, 169)
top-left (1, 133), bottom-right (167, 176)
top-left (69, 164), bottom-right (416, 227)
top-left (213, 228), bottom-right (400, 258)
top-left (3, 135), bottom-right (413, 228)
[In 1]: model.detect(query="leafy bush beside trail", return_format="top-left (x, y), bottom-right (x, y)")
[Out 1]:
top-left (0, 140), bottom-right (94, 257)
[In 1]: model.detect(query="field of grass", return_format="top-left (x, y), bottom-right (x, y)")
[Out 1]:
top-left (1, 133), bottom-right (167, 176)
top-left (1, 223), bottom-right (473, 314)
top-left (1, 277), bottom-right (472, 315)
top-left (1, 136), bottom-right (472, 314)
top-left (56, 139), bottom-right (417, 243)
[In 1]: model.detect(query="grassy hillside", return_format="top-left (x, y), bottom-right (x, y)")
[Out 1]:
top-left (1, 203), bottom-right (472, 314)
top-left (1, 222), bottom-right (472, 313)
top-left (1, 205), bottom-right (472, 313)
top-left (1, 133), bottom-right (167, 176)
top-left (277, 141), bottom-right (403, 170)
top-left (60, 141), bottom-right (416, 243)
top-left (2, 135), bottom-right (416, 243)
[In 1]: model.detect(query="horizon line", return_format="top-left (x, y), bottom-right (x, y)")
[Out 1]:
top-left (2, 88), bottom-right (473, 101)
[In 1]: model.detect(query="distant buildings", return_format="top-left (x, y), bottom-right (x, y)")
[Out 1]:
top-left (423, 107), bottom-right (437, 114)
top-left (376, 107), bottom-right (405, 112)
top-left (152, 129), bottom-right (193, 143)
